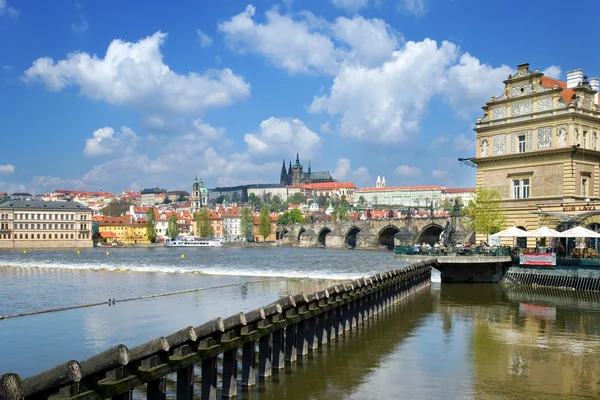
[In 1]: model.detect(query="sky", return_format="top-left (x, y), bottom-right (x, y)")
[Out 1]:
top-left (1, 0), bottom-right (599, 195)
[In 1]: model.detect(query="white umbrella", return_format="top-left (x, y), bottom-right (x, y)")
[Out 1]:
top-left (490, 226), bottom-right (527, 237)
top-left (525, 226), bottom-right (561, 237)
top-left (559, 226), bottom-right (600, 238)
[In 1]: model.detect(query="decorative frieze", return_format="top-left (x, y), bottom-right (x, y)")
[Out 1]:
top-left (510, 83), bottom-right (533, 98)
top-left (493, 134), bottom-right (506, 155)
top-left (537, 98), bottom-right (553, 112)
top-left (557, 125), bottom-right (568, 147)
top-left (527, 131), bottom-right (532, 152)
top-left (493, 106), bottom-right (507, 120)
top-left (511, 101), bottom-right (533, 116)
top-left (537, 127), bottom-right (552, 149)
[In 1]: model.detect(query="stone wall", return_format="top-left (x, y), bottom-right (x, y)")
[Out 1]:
top-left (0, 239), bottom-right (94, 249)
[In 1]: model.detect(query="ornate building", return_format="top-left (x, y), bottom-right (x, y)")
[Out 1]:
top-left (280, 153), bottom-right (334, 186)
top-left (191, 175), bottom-right (208, 211)
top-left (472, 63), bottom-right (600, 242)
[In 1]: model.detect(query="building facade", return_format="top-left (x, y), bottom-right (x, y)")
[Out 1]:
top-left (472, 63), bottom-right (600, 240)
top-left (97, 215), bottom-right (150, 244)
top-left (0, 200), bottom-right (93, 249)
top-left (141, 188), bottom-right (166, 206)
top-left (441, 188), bottom-right (476, 205)
top-left (280, 153), bottom-right (334, 186)
top-left (354, 184), bottom-right (444, 207)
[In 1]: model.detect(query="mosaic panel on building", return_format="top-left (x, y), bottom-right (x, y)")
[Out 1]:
top-left (537, 98), bottom-right (553, 112)
top-left (537, 127), bottom-right (552, 149)
top-left (510, 83), bottom-right (533, 98)
top-left (493, 106), bottom-right (507, 120)
top-left (511, 101), bottom-right (533, 116)
top-left (492, 134), bottom-right (506, 155)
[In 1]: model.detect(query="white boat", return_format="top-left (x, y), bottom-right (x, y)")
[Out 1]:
top-left (164, 238), bottom-right (223, 247)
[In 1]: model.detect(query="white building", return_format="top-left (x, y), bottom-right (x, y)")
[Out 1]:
top-left (441, 188), bottom-right (476, 205)
top-left (355, 182), bottom-right (444, 207)
top-left (245, 184), bottom-right (290, 202)
top-left (221, 209), bottom-right (242, 242)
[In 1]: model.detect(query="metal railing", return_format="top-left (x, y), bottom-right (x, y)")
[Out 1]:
top-left (0, 261), bottom-right (435, 400)
top-left (395, 245), bottom-right (513, 257)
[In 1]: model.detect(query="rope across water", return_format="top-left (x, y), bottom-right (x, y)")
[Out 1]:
top-left (0, 279), bottom-right (274, 320)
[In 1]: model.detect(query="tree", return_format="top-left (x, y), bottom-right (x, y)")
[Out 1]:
top-left (248, 193), bottom-right (262, 208)
top-left (195, 208), bottom-right (213, 238)
top-left (177, 194), bottom-right (187, 202)
top-left (317, 195), bottom-right (327, 207)
top-left (340, 194), bottom-right (349, 208)
top-left (100, 199), bottom-right (133, 217)
top-left (358, 196), bottom-right (366, 207)
top-left (289, 192), bottom-right (305, 205)
top-left (162, 196), bottom-right (172, 204)
top-left (337, 207), bottom-right (349, 221)
top-left (145, 208), bottom-right (157, 243)
top-left (231, 192), bottom-right (241, 203)
top-left (239, 207), bottom-right (254, 241)
top-left (464, 187), bottom-right (506, 235)
top-left (258, 204), bottom-right (272, 240)
top-left (166, 215), bottom-right (179, 239)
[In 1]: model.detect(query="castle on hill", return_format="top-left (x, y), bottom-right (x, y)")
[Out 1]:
top-left (279, 153), bottom-right (335, 186)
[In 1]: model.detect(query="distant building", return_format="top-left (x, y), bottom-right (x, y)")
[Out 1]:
top-left (209, 185), bottom-right (247, 203)
top-left (289, 182), bottom-right (356, 203)
top-left (0, 200), bottom-right (93, 249)
top-left (191, 176), bottom-right (208, 211)
top-left (354, 180), bottom-right (444, 207)
top-left (441, 188), bottom-right (476, 205)
top-left (245, 184), bottom-right (289, 202)
top-left (140, 187), bottom-right (166, 205)
top-left (9, 193), bottom-right (40, 201)
top-left (280, 153), bottom-right (335, 186)
top-left (166, 190), bottom-right (190, 202)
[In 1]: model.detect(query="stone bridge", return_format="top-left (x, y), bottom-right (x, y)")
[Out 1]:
top-left (277, 216), bottom-right (475, 250)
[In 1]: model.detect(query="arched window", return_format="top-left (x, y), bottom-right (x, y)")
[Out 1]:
top-left (37, 234), bottom-right (40, 239)
top-left (19, 234), bottom-right (22, 239)
top-left (55, 234), bottom-right (58, 239)
top-left (70, 234), bottom-right (73, 239)
top-left (43, 234), bottom-right (46, 239)
top-left (25, 234), bottom-right (28, 239)
top-left (60, 234), bottom-right (64, 239)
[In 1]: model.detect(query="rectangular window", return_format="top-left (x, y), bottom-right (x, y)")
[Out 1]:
top-left (583, 132), bottom-right (588, 148)
top-left (518, 135), bottom-right (526, 153)
top-left (522, 179), bottom-right (530, 199)
top-left (513, 179), bottom-right (521, 199)
top-left (582, 178), bottom-right (588, 197)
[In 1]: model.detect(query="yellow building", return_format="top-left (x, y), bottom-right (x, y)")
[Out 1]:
top-left (472, 63), bottom-right (600, 243)
top-left (97, 215), bottom-right (149, 244)
top-left (0, 200), bottom-right (93, 249)
top-left (253, 215), bottom-right (278, 242)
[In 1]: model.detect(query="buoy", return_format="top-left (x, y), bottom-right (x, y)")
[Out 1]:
top-left (77, 250), bottom-right (80, 255)
top-left (106, 251), bottom-right (110, 256)
top-left (181, 253), bottom-right (185, 259)
top-left (23, 250), bottom-right (27, 254)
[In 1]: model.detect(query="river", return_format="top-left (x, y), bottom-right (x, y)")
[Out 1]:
top-left (1, 247), bottom-right (600, 399)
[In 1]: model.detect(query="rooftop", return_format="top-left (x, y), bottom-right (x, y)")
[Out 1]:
top-left (0, 200), bottom-right (92, 211)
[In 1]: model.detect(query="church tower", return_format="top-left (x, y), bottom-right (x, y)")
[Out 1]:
top-left (287, 161), bottom-right (293, 185)
top-left (381, 176), bottom-right (386, 188)
top-left (191, 175), bottom-right (200, 211)
top-left (376, 175), bottom-right (381, 188)
top-left (291, 152), bottom-right (303, 185)
top-left (280, 159), bottom-right (288, 185)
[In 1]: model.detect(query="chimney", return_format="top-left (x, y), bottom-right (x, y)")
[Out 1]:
top-left (590, 77), bottom-right (599, 105)
top-left (567, 69), bottom-right (584, 89)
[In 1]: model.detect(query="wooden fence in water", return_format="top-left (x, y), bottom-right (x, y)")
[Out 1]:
top-left (0, 261), bottom-right (434, 400)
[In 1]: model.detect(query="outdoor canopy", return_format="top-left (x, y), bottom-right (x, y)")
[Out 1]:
top-left (490, 226), bottom-right (527, 237)
top-left (524, 226), bottom-right (561, 237)
top-left (558, 226), bottom-right (600, 238)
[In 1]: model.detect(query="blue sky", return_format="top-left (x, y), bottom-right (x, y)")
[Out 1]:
top-left (1, 0), bottom-right (599, 194)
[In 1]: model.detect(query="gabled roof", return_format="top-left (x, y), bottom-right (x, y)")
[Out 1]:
top-left (539, 76), bottom-right (575, 103)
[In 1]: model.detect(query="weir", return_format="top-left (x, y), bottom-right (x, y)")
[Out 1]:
top-left (0, 261), bottom-right (434, 400)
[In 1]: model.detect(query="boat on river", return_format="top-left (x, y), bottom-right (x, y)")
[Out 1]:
top-left (164, 238), bottom-right (223, 247)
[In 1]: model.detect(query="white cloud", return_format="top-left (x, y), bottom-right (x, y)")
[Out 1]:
top-left (331, 0), bottom-right (370, 12)
top-left (24, 32), bottom-right (250, 115)
top-left (351, 166), bottom-right (371, 187)
top-left (332, 16), bottom-right (401, 67)
top-left (320, 122), bottom-right (330, 133)
top-left (0, 164), bottom-right (16, 174)
top-left (191, 119), bottom-right (225, 141)
top-left (453, 133), bottom-right (474, 151)
top-left (444, 53), bottom-right (513, 117)
top-left (333, 158), bottom-right (351, 180)
top-left (398, 0), bottom-right (426, 16)
top-left (395, 164), bottom-right (422, 176)
top-left (542, 65), bottom-right (561, 79)
top-left (71, 14), bottom-right (88, 34)
top-left (218, 5), bottom-right (343, 75)
top-left (196, 29), bottom-right (213, 48)
top-left (244, 117), bottom-right (321, 158)
top-left (432, 169), bottom-right (447, 178)
top-left (0, 0), bottom-right (19, 18)
top-left (84, 126), bottom-right (139, 157)
top-left (310, 39), bottom-right (457, 143)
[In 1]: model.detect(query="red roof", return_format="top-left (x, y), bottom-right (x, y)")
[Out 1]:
top-left (356, 185), bottom-right (443, 192)
top-left (443, 188), bottom-right (475, 194)
top-left (54, 189), bottom-right (113, 197)
top-left (539, 76), bottom-right (575, 103)
top-left (99, 232), bottom-right (117, 238)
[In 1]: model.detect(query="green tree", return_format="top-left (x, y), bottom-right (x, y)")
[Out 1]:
top-left (239, 207), bottom-right (254, 241)
top-left (289, 192), bottom-right (306, 205)
top-left (337, 206), bottom-right (349, 221)
top-left (248, 193), bottom-right (262, 208)
top-left (358, 196), bottom-right (366, 206)
top-left (317, 195), bottom-right (327, 207)
top-left (464, 188), bottom-right (506, 235)
top-left (177, 194), bottom-right (187, 202)
top-left (145, 207), bottom-right (157, 243)
top-left (162, 196), bottom-right (172, 204)
top-left (166, 215), bottom-right (179, 239)
top-left (340, 194), bottom-right (349, 208)
top-left (100, 199), bottom-right (133, 216)
top-left (258, 204), bottom-right (272, 240)
top-left (195, 208), bottom-right (213, 238)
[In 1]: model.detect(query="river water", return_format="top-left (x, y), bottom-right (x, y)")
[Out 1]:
top-left (1, 247), bottom-right (600, 399)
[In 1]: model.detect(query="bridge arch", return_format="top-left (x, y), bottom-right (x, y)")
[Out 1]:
top-left (278, 228), bottom-right (289, 240)
top-left (344, 226), bottom-right (361, 249)
top-left (416, 224), bottom-right (444, 246)
top-left (317, 227), bottom-right (332, 247)
top-left (297, 227), bottom-right (306, 242)
top-left (377, 225), bottom-right (400, 250)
